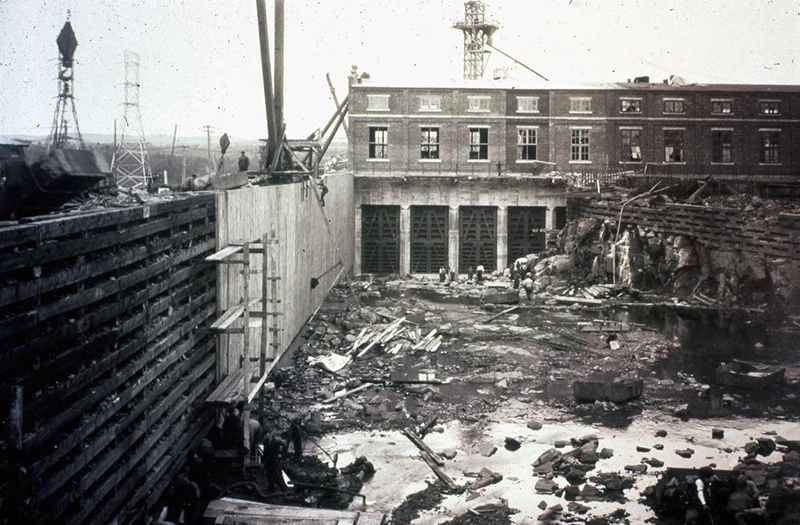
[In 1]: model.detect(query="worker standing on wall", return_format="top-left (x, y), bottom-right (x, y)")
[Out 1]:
top-left (238, 151), bottom-right (250, 172)
top-left (317, 174), bottom-right (329, 207)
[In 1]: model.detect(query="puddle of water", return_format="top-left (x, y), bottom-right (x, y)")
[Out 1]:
top-left (316, 415), bottom-right (796, 524)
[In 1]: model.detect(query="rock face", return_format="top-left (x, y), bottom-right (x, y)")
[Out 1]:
top-left (541, 216), bottom-right (800, 313)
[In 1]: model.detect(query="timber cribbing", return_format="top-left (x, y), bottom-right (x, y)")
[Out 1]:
top-left (0, 194), bottom-right (217, 524)
top-left (569, 199), bottom-right (800, 260)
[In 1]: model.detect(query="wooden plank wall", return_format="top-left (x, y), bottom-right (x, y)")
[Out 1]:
top-left (216, 173), bottom-right (355, 381)
top-left (570, 199), bottom-right (800, 260)
top-left (0, 194), bottom-right (218, 525)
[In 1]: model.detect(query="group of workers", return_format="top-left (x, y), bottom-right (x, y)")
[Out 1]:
top-left (237, 151), bottom-right (330, 207)
top-left (662, 466), bottom-right (764, 525)
top-left (437, 261), bottom-right (538, 300)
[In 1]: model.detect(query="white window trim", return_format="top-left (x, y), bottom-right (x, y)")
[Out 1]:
top-left (366, 94), bottom-right (391, 112)
top-left (517, 160), bottom-right (540, 164)
top-left (419, 95), bottom-right (443, 113)
top-left (467, 159), bottom-right (491, 163)
top-left (569, 97), bottom-right (592, 114)
top-left (711, 163), bottom-right (735, 166)
top-left (619, 126), bottom-right (643, 130)
top-left (418, 159), bottom-right (442, 163)
top-left (516, 96), bottom-right (540, 114)
top-left (663, 127), bottom-right (687, 131)
top-left (620, 161), bottom-right (644, 164)
top-left (759, 128), bottom-right (782, 132)
top-left (711, 127), bottom-right (734, 131)
top-left (468, 125), bottom-right (491, 129)
top-left (467, 95), bottom-right (491, 113)
top-left (366, 158), bottom-right (390, 163)
top-left (515, 125), bottom-right (540, 129)
top-left (569, 160), bottom-right (592, 164)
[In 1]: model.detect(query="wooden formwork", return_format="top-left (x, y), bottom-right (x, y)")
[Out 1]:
top-left (0, 194), bottom-right (218, 525)
top-left (571, 200), bottom-right (800, 261)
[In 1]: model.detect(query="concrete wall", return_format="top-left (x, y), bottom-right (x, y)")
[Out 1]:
top-left (354, 177), bottom-right (566, 275)
top-left (215, 173), bottom-right (354, 382)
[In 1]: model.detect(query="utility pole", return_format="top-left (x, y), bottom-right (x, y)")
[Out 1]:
top-left (168, 124), bottom-right (178, 184)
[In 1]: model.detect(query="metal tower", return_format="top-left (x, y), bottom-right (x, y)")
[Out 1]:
top-left (112, 51), bottom-right (153, 189)
top-left (47, 16), bottom-right (85, 152)
top-left (452, 1), bottom-right (500, 80)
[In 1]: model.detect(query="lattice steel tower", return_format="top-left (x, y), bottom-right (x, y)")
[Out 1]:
top-left (47, 15), bottom-right (85, 152)
top-left (452, 1), bottom-right (500, 80)
top-left (112, 51), bottom-right (153, 189)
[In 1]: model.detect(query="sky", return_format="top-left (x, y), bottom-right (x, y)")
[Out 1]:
top-left (1, 0), bottom-right (798, 143)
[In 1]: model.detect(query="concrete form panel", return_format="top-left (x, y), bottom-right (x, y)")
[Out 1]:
top-left (410, 206), bottom-right (449, 273)
top-left (361, 205), bottom-right (401, 274)
top-left (508, 206), bottom-right (547, 263)
top-left (459, 206), bottom-right (497, 272)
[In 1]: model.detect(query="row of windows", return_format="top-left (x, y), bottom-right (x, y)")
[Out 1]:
top-left (366, 93), bottom-right (788, 116)
top-left (368, 126), bottom-right (785, 164)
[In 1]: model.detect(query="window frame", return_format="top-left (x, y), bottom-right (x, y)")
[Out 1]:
top-left (419, 126), bottom-right (441, 161)
top-left (664, 128), bottom-right (686, 163)
top-left (620, 127), bottom-right (642, 163)
top-left (569, 127), bottom-right (591, 163)
top-left (663, 98), bottom-right (685, 114)
top-left (569, 97), bottom-right (592, 114)
top-left (468, 126), bottom-right (490, 161)
top-left (419, 95), bottom-right (442, 112)
top-left (467, 95), bottom-right (491, 113)
top-left (367, 125), bottom-right (389, 161)
top-left (759, 100), bottom-right (781, 116)
top-left (516, 126), bottom-right (538, 162)
top-left (711, 128), bottom-right (733, 164)
top-left (516, 96), bottom-right (540, 113)
top-left (711, 99), bottom-right (733, 115)
top-left (760, 129), bottom-right (781, 165)
top-left (620, 98), bottom-right (642, 114)
top-left (366, 94), bottom-right (390, 112)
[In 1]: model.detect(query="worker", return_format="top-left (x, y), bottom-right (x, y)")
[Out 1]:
top-left (221, 403), bottom-right (244, 450)
top-left (476, 264), bottom-right (484, 284)
top-left (262, 430), bottom-right (289, 493)
top-left (317, 175), bottom-right (329, 207)
top-left (439, 266), bottom-right (446, 283)
top-left (687, 467), bottom-right (716, 525)
top-left (727, 475), bottom-right (764, 524)
top-left (467, 266), bottom-right (474, 282)
top-left (166, 470), bottom-right (201, 524)
top-left (513, 270), bottom-right (521, 290)
top-left (449, 266), bottom-right (456, 283)
top-left (522, 272), bottom-right (534, 301)
top-left (238, 151), bottom-right (250, 172)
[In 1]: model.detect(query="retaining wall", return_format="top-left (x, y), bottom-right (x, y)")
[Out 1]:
top-left (215, 173), bottom-right (355, 381)
top-left (569, 199), bottom-right (800, 260)
top-left (0, 194), bottom-right (218, 524)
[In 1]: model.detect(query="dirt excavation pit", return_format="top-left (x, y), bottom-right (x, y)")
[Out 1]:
top-left (260, 278), bottom-right (800, 524)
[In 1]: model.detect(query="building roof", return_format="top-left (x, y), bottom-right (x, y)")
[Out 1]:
top-left (353, 79), bottom-right (800, 93)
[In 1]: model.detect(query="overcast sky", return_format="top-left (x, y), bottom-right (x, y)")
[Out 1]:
top-left (1, 0), bottom-right (798, 142)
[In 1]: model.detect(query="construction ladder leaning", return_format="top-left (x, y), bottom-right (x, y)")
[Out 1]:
top-left (203, 231), bottom-right (283, 407)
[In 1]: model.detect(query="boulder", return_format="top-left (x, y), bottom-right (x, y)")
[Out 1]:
top-left (675, 449), bottom-right (695, 458)
top-left (598, 448), bottom-right (615, 459)
top-left (535, 479), bottom-right (559, 494)
top-left (712, 428), bottom-right (725, 439)
top-left (504, 437), bottom-right (522, 451)
top-left (534, 449), bottom-right (562, 467)
top-left (527, 420), bottom-right (543, 431)
top-left (625, 464), bottom-right (648, 474)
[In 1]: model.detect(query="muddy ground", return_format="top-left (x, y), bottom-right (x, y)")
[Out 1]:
top-left (254, 275), bottom-right (800, 524)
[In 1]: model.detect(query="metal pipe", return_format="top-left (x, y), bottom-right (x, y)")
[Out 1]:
top-left (274, 0), bottom-right (285, 133)
top-left (256, 0), bottom-right (277, 162)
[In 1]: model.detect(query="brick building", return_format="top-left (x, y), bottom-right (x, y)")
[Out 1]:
top-left (349, 78), bottom-right (800, 275)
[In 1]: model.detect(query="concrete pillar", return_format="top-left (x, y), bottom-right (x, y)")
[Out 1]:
top-left (400, 204), bottom-right (411, 275)
top-left (448, 205), bottom-right (459, 274)
top-left (545, 204), bottom-right (554, 230)
top-left (354, 205), bottom-right (362, 275)
top-left (497, 205), bottom-right (508, 271)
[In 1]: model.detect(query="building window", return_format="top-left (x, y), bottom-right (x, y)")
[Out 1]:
top-left (664, 99), bottom-right (685, 114)
top-left (467, 96), bottom-right (491, 112)
top-left (570, 97), bottom-right (592, 113)
top-left (621, 129), bottom-right (642, 162)
top-left (469, 127), bottom-right (489, 160)
top-left (760, 100), bottom-right (781, 115)
top-left (761, 131), bottom-right (781, 164)
top-left (711, 100), bottom-right (732, 114)
top-left (664, 129), bottom-right (685, 162)
top-left (367, 94), bottom-right (390, 111)
top-left (712, 130), bottom-right (732, 164)
top-left (570, 129), bottom-right (590, 161)
top-left (368, 126), bottom-right (388, 159)
top-left (419, 95), bottom-right (442, 112)
top-left (517, 96), bottom-right (539, 113)
top-left (620, 99), bottom-right (641, 113)
top-left (420, 127), bottom-right (440, 160)
top-left (517, 127), bottom-right (537, 160)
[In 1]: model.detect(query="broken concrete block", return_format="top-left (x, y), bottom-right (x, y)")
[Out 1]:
top-left (598, 447), bottom-right (614, 459)
top-left (645, 458), bottom-right (665, 468)
top-left (534, 461), bottom-right (554, 475)
top-left (712, 428), bottom-right (724, 439)
top-left (470, 468), bottom-right (503, 489)
top-left (567, 502), bottom-right (591, 514)
top-left (481, 290), bottom-right (519, 305)
top-left (527, 420), bottom-right (543, 431)
top-left (562, 485), bottom-right (580, 500)
top-left (554, 440), bottom-right (570, 449)
top-left (580, 484), bottom-right (603, 501)
top-left (636, 446), bottom-right (651, 453)
top-left (534, 449), bottom-right (562, 467)
top-left (565, 468), bottom-right (586, 484)
top-left (535, 478), bottom-right (559, 493)
top-left (625, 464), bottom-right (648, 474)
top-left (653, 444), bottom-right (664, 450)
top-left (538, 500), bottom-right (547, 510)
top-left (504, 437), bottom-right (521, 451)
top-left (478, 442), bottom-right (497, 457)
top-left (441, 448), bottom-right (458, 460)
top-left (675, 449), bottom-right (694, 458)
